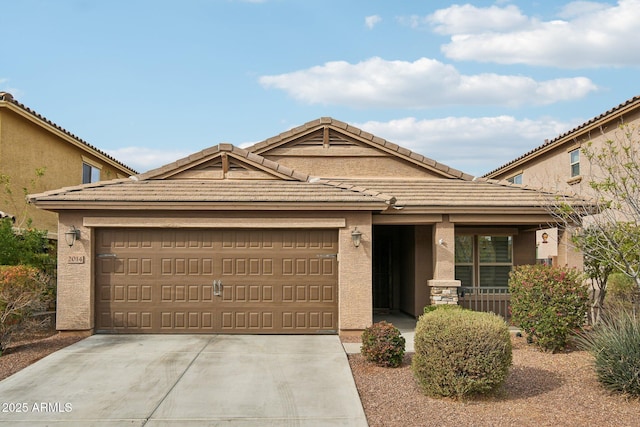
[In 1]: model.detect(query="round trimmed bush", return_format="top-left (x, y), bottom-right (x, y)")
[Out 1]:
top-left (361, 321), bottom-right (406, 368)
top-left (411, 306), bottom-right (512, 398)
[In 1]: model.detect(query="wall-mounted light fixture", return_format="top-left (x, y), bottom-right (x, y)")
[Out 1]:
top-left (351, 227), bottom-right (363, 248)
top-left (64, 226), bottom-right (81, 247)
top-left (438, 238), bottom-right (445, 246)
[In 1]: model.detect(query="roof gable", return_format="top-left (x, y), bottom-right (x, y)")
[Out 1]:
top-left (137, 143), bottom-right (309, 181)
top-left (247, 117), bottom-right (474, 181)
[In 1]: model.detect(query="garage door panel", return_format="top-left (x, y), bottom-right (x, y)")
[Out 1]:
top-left (96, 228), bottom-right (338, 334)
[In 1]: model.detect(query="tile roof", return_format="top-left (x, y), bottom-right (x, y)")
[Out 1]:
top-left (0, 92), bottom-right (137, 174)
top-left (29, 174), bottom-right (592, 214)
top-left (322, 178), bottom-right (593, 211)
top-left (27, 178), bottom-right (393, 209)
top-left (483, 94), bottom-right (640, 178)
top-left (247, 117), bottom-right (475, 181)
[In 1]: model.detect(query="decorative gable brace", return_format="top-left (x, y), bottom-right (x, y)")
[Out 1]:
top-left (247, 118), bottom-right (474, 180)
top-left (136, 144), bottom-right (309, 182)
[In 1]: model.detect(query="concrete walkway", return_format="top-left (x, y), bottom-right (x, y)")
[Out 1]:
top-left (0, 335), bottom-right (368, 426)
top-left (342, 313), bottom-right (417, 355)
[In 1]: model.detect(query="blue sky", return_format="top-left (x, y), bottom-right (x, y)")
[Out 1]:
top-left (2, 0), bottom-right (639, 176)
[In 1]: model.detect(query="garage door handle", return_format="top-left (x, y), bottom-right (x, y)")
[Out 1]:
top-left (213, 280), bottom-right (222, 296)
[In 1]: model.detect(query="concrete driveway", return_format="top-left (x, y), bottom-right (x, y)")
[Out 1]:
top-left (0, 335), bottom-right (368, 426)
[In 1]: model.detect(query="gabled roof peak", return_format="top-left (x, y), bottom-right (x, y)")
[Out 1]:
top-left (136, 143), bottom-right (310, 182)
top-left (247, 117), bottom-right (475, 181)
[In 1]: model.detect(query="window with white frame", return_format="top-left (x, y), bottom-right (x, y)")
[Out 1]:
top-left (82, 162), bottom-right (101, 184)
top-left (507, 173), bottom-right (523, 185)
top-left (570, 149), bottom-right (580, 177)
top-left (455, 235), bottom-right (513, 287)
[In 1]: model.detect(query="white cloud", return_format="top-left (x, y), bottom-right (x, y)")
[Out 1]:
top-left (259, 57), bottom-right (597, 108)
top-left (395, 15), bottom-right (426, 29)
top-left (365, 15), bottom-right (382, 29)
top-left (106, 147), bottom-right (192, 174)
top-left (428, 4), bottom-right (530, 35)
top-left (432, 0), bottom-right (640, 68)
top-left (355, 116), bottom-right (577, 176)
top-left (557, 1), bottom-right (610, 19)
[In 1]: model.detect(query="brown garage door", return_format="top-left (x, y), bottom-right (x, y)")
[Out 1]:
top-left (95, 228), bottom-right (338, 334)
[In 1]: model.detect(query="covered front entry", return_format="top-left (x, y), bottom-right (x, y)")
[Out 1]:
top-left (95, 228), bottom-right (338, 334)
top-left (372, 225), bottom-right (433, 318)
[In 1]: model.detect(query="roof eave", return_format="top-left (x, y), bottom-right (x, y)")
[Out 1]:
top-left (28, 200), bottom-right (389, 212)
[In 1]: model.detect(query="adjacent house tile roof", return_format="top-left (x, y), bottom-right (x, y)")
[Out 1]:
top-left (483, 94), bottom-right (640, 178)
top-left (0, 92), bottom-right (137, 174)
top-left (247, 117), bottom-right (475, 181)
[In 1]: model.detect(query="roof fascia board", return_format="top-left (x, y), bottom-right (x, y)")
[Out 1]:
top-left (0, 101), bottom-right (136, 176)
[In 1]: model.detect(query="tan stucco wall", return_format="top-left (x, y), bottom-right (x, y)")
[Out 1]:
top-left (264, 154), bottom-right (446, 179)
top-left (57, 211), bottom-right (94, 330)
top-left (338, 212), bottom-right (373, 334)
top-left (55, 210), bottom-right (375, 335)
top-left (0, 106), bottom-right (133, 234)
top-left (431, 216), bottom-right (456, 281)
top-left (489, 109), bottom-right (640, 199)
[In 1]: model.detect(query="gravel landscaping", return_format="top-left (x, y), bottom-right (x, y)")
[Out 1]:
top-left (348, 334), bottom-right (640, 427)
top-left (1, 330), bottom-right (639, 426)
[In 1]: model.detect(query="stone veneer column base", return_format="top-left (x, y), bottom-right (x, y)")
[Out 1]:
top-left (427, 279), bottom-right (462, 306)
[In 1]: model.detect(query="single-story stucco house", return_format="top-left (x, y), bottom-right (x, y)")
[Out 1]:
top-left (28, 118), bottom-right (590, 336)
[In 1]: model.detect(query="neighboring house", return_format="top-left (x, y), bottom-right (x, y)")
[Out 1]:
top-left (28, 118), bottom-right (589, 336)
top-left (485, 94), bottom-right (640, 195)
top-left (0, 92), bottom-right (136, 235)
top-left (483, 95), bottom-right (640, 267)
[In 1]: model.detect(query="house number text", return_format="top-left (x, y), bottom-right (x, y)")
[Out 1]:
top-left (68, 255), bottom-right (85, 264)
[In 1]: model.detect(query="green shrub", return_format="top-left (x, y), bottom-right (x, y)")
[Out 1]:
top-left (361, 321), bottom-right (406, 368)
top-left (606, 273), bottom-right (638, 309)
top-left (575, 309), bottom-right (640, 396)
top-left (509, 264), bottom-right (588, 352)
top-left (0, 265), bottom-right (53, 355)
top-left (411, 306), bottom-right (512, 399)
top-left (423, 304), bottom-right (462, 314)
top-left (0, 218), bottom-right (56, 272)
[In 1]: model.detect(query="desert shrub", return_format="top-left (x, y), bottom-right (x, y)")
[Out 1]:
top-left (361, 321), bottom-right (406, 368)
top-left (0, 218), bottom-right (54, 271)
top-left (605, 272), bottom-right (639, 310)
top-left (0, 265), bottom-right (53, 354)
top-left (575, 309), bottom-right (640, 396)
top-left (423, 304), bottom-right (463, 315)
top-left (509, 264), bottom-right (588, 352)
top-left (411, 306), bottom-right (512, 399)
